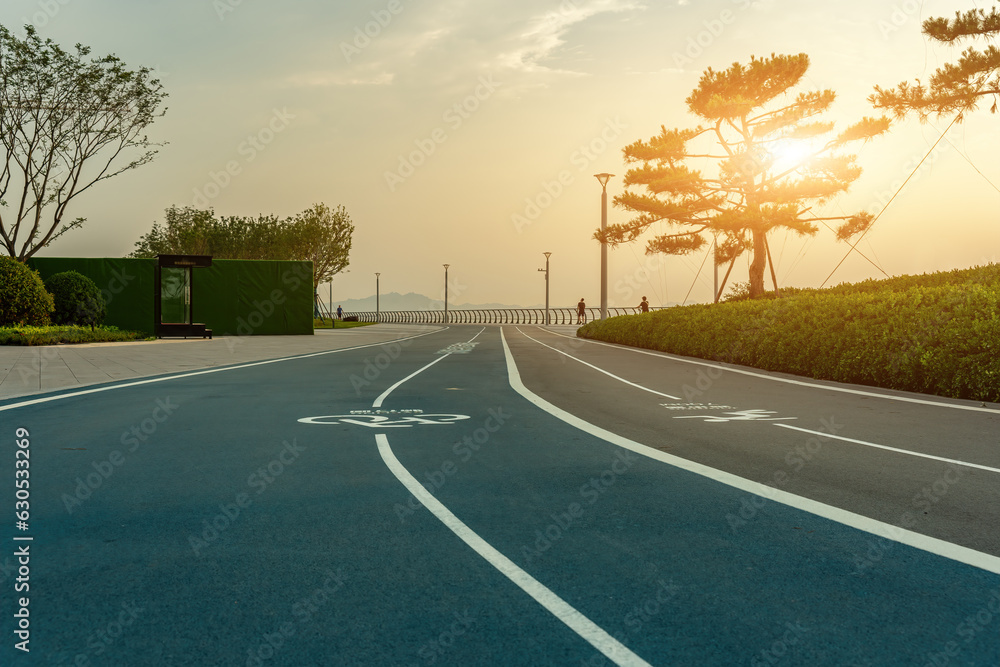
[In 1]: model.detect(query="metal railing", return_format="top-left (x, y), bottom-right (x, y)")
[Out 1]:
top-left (343, 307), bottom-right (659, 325)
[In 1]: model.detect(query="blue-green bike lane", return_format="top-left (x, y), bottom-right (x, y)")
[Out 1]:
top-left (0, 325), bottom-right (997, 665)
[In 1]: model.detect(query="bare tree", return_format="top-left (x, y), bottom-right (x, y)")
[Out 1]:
top-left (0, 25), bottom-right (167, 260)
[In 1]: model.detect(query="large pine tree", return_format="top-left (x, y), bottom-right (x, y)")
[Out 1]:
top-left (871, 3), bottom-right (1000, 119)
top-left (601, 54), bottom-right (889, 299)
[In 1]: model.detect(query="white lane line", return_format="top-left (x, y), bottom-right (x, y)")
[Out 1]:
top-left (372, 355), bottom-right (452, 408)
top-left (373, 329), bottom-right (485, 408)
top-left (0, 329), bottom-right (447, 413)
top-left (539, 327), bottom-right (1000, 415)
top-left (775, 423), bottom-right (1000, 475)
top-left (369, 329), bottom-right (652, 665)
top-left (515, 327), bottom-right (682, 401)
top-left (501, 328), bottom-right (1000, 575)
top-left (376, 433), bottom-right (652, 667)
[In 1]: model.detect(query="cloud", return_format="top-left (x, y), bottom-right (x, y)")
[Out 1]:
top-left (497, 0), bottom-right (643, 74)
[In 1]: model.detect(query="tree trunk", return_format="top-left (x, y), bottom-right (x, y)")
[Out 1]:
top-left (748, 228), bottom-right (767, 298)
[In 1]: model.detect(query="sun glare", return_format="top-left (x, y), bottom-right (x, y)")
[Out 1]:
top-left (769, 140), bottom-right (812, 174)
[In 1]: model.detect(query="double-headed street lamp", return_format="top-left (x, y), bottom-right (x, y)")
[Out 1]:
top-left (375, 272), bottom-right (381, 322)
top-left (443, 264), bottom-right (450, 324)
top-left (594, 173), bottom-right (614, 321)
top-left (538, 252), bottom-right (552, 325)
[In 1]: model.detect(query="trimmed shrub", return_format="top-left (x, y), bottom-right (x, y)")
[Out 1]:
top-left (0, 256), bottom-right (54, 326)
top-left (579, 263), bottom-right (1000, 403)
top-left (44, 270), bottom-right (107, 328)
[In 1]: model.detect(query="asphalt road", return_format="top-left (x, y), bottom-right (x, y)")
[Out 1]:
top-left (1, 325), bottom-right (997, 666)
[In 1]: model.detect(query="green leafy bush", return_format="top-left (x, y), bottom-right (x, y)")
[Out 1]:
top-left (0, 325), bottom-right (148, 346)
top-left (0, 256), bottom-right (54, 326)
top-left (580, 263), bottom-right (1000, 403)
top-left (44, 270), bottom-right (107, 328)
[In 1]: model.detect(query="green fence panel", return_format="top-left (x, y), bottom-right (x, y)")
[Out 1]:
top-left (27, 257), bottom-right (312, 336)
top-left (193, 260), bottom-right (313, 336)
top-left (27, 258), bottom-right (156, 334)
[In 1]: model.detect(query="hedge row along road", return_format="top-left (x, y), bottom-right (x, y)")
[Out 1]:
top-left (1, 325), bottom-right (997, 665)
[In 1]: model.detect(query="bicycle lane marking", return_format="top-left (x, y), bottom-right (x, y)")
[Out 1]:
top-left (302, 326), bottom-right (654, 667)
top-left (501, 328), bottom-right (1000, 575)
top-left (537, 327), bottom-right (1000, 415)
top-left (526, 326), bottom-right (997, 478)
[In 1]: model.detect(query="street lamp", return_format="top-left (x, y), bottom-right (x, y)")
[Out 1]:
top-left (443, 264), bottom-right (450, 324)
top-left (594, 173), bottom-right (614, 320)
top-left (375, 273), bottom-right (381, 322)
top-left (538, 252), bottom-right (551, 325)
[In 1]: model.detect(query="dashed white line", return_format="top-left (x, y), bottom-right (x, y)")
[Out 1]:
top-left (537, 327), bottom-right (1000, 415)
top-left (775, 423), bottom-right (1000, 475)
top-left (501, 328), bottom-right (1000, 575)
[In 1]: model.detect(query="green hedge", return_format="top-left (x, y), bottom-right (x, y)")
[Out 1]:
top-left (0, 325), bottom-right (150, 346)
top-left (579, 264), bottom-right (1000, 403)
top-left (0, 257), bottom-right (54, 326)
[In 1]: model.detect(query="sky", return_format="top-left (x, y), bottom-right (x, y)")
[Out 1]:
top-left (3, 0), bottom-right (999, 308)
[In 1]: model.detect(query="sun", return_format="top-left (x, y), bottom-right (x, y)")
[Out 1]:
top-left (769, 139), bottom-right (813, 174)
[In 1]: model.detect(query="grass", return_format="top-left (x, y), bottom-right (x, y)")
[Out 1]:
top-left (579, 263), bottom-right (1000, 403)
top-left (0, 325), bottom-right (153, 346)
top-left (313, 318), bottom-right (374, 330)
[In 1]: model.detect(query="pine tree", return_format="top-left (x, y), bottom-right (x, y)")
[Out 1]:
top-left (602, 54), bottom-right (889, 299)
top-left (871, 4), bottom-right (1000, 119)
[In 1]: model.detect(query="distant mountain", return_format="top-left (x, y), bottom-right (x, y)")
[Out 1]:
top-left (323, 292), bottom-right (541, 312)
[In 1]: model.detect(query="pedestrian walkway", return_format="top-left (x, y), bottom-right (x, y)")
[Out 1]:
top-left (0, 325), bottom-right (440, 400)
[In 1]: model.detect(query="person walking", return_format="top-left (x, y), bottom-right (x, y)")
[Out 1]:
top-left (577, 298), bottom-right (587, 324)
top-left (638, 296), bottom-right (650, 313)
top-left (336, 305), bottom-right (343, 320)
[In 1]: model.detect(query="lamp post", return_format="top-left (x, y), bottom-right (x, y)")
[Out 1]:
top-left (443, 264), bottom-right (450, 324)
top-left (538, 252), bottom-right (551, 325)
top-left (594, 173), bottom-right (614, 320)
top-left (375, 273), bottom-right (381, 322)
